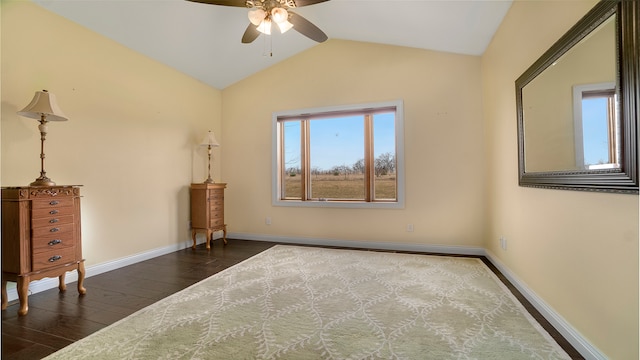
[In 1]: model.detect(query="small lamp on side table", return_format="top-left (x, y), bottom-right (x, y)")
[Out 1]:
top-left (200, 130), bottom-right (220, 184)
top-left (17, 90), bottom-right (69, 187)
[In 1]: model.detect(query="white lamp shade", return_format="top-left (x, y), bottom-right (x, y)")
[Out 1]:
top-left (257, 19), bottom-right (272, 35)
top-left (277, 20), bottom-right (294, 33)
top-left (17, 90), bottom-right (68, 122)
top-left (248, 8), bottom-right (266, 26)
top-left (271, 8), bottom-right (288, 24)
top-left (200, 130), bottom-right (220, 147)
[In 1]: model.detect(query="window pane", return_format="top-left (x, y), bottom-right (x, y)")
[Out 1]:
top-left (582, 97), bottom-right (611, 166)
top-left (309, 116), bottom-right (364, 200)
top-left (283, 120), bottom-right (302, 199)
top-left (373, 112), bottom-right (396, 200)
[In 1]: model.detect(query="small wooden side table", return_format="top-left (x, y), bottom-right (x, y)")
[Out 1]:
top-left (1, 185), bottom-right (86, 315)
top-left (190, 183), bottom-right (227, 249)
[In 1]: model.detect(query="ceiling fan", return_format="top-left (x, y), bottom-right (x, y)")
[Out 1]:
top-left (186, 0), bottom-right (329, 44)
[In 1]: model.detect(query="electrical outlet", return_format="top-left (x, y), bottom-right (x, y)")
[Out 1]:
top-left (406, 224), bottom-right (414, 232)
top-left (500, 237), bottom-right (507, 250)
top-left (265, 217), bottom-right (272, 225)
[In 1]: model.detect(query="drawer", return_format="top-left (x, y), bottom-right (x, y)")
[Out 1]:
top-left (208, 197), bottom-right (224, 204)
top-left (32, 198), bottom-right (74, 209)
top-left (32, 222), bottom-right (74, 238)
top-left (32, 231), bottom-right (75, 254)
top-left (32, 247), bottom-right (76, 271)
top-left (210, 202), bottom-right (224, 213)
top-left (208, 191), bottom-right (224, 200)
top-left (209, 218), bottom-right (224, 227)
top-left (32, 214), bottom-right (74, 229)
top-left (32, 205), bottom-right (74, 218)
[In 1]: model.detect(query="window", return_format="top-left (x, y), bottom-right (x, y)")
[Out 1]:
top-left (272, 101), bottom-right (404, 208)
top-left (572, 83), bottom-right (619, 170)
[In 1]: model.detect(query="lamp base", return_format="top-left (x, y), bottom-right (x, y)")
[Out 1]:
top-left (30, 176), bottom-right (56, 186)
top-left (203, 177), bottom-right (215, 184)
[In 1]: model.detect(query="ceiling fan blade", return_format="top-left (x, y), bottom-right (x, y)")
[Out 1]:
top-left (291, 0), bottom-right (330, 7)
top-left (185, 0), bottom-right (247, 7)
top-left (241, 23), bottom-right (261, 43)
top-left (289, 12), bottom-right (328, 43)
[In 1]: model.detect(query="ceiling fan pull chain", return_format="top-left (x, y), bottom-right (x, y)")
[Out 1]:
top-left (262, 31), bottom-right (273, 57)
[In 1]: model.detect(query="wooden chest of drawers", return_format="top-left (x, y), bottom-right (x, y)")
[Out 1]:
top-left (1, 186), bottom-right (86, 315)
top-left (190, 183), bottom-right (227, 250)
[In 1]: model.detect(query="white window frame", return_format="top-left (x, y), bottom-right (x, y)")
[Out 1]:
top-left (572, 82), bottom-right (619, 170)
top-left (272, 100), bottom-right (405, 209)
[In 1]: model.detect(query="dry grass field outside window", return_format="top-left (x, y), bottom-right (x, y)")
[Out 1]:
top-left (284, 174), bottom-right (396, 200)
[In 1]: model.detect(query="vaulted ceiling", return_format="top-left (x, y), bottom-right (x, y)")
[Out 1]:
top-left (34, 0), bottom-right (513, 89)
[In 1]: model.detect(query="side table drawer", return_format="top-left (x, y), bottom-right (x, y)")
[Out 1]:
top-left (32, 205), bottom-right (74, 218)
top-left (32, 247), bottom-right (76, 271)
top-left (32, 198), bottom-right (74, 209)
top-left (208, 190), bottom-right (224, 200)
top-left (32, 232), bottom-right (75, 254)
top-left (31, 214), bottom-right (74, 229)
top-left (32, 222), bottom-right (74, 238)
top-left (210, 201), bottom-right (223, 213)
top-left (209, 217), bottom-right (224, 227)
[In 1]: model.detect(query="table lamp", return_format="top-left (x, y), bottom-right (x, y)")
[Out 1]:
top-left (200, 130), bottom-right (220, 184)
top-left (17, 90), bottom-right (68, 186)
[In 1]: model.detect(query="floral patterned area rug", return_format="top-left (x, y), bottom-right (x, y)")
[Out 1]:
top-left (44, 245), bottom-right (570, 359)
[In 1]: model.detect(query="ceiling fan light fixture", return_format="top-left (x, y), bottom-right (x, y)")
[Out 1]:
top-left (248, 8), bottom-right (266, 26)
top-left (271, 7), bottom-right (288, 23)
top-left (210, 0), bottom-right (328, 44)
top-left (257, 19), bottom-right (272, 35)
top-left (277, 20), bottom-right (293, 33)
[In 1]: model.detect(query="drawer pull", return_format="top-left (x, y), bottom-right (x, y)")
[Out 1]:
top-left (50, 200), bottom-right (59, 205)
top-left (50, 227), bottom-right (60, 232)
top-left (48, 255), bottom-right (62, 262)
top-left (48, 239), bottom-right (62, 246)
top-left (50, 209), bottom-right (59, 215)
top-left (49, 218), bottom-right (59, 223)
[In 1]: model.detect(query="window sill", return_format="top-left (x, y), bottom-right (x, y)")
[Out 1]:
top-left (272, 199), bottom-right (404, 209)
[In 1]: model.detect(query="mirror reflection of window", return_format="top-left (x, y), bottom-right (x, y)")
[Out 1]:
top-left (520, 14), bottom-right (616, 173)
top-left (573, 83), bottom-right (619, 170)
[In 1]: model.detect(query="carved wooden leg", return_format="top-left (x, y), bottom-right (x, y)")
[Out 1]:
top-left (191, 229), bottom-right (197, 249)
top-left (222, 226), bottom-right (227, 245)
top-left (1, 279), bottom-right (7, 311)
top-left (16, 276), bottom-right (29, 316)
top-left (58, 272), bottom-right (67, 292)
top-left (206, 229), bottom-right (213, 250)
top-left (77, 262), bottom-right (87, 295)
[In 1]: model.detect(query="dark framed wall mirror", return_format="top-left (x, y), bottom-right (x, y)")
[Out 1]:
top-left (515, 0), bottom-right (638, 193)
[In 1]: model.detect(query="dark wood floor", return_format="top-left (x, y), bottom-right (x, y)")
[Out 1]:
top-left (2, 239), bottom-right (583, 359)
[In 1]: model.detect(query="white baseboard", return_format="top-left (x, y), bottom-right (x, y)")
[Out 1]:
top-left (5, 234), bottom-right (602, 360)
top-left (228, 232), bottom-right (486, 256)
top-left (484, 249), bottom-right (606, 360)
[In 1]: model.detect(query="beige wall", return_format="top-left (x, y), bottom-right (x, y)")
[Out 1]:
top-left (1, 2), bottom-right (222, 265)
top-left (482, 1), bottom-right (638, 359)
top-left (222, 39), bottom-right (486, 248)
